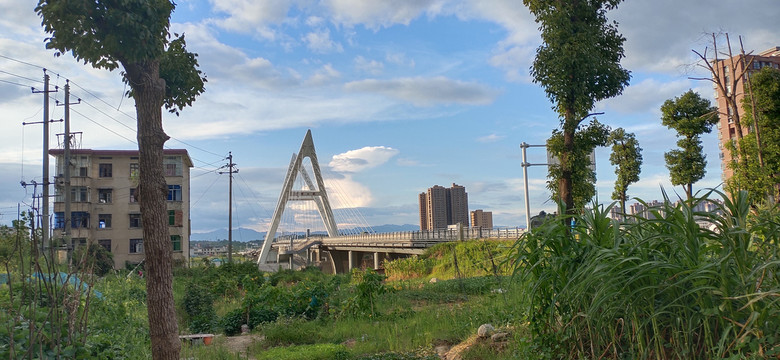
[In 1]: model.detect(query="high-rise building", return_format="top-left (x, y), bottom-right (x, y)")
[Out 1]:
top-left (419, 183), bottom-right (469, 230)
top-left (470, 209), bottom-right (493, 229)
top-left (49, 149), bottom-right (192, 269)
top-left (713, 46), bottom-right (780, 181)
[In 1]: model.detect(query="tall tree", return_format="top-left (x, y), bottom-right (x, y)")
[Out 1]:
top-left (524, 0), bottom-right (631, 216)
top-left (727, 67), bottom-right (780, 203)
top-left (608, 128), bottom-right (642, 213)
top-left (36, 1), bottom-right (206, 359)
top-left (547, 119), bottom-right (611, 210)
top-left (661, 90), bottom-right (717, 201)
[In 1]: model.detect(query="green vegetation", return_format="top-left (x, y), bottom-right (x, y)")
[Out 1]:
top-left (513, 190), bottom-right (780, 359)
top-left (1, 190), bottom-right (777, 359)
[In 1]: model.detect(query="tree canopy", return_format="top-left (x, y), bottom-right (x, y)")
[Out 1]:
top-left (547, 119), bottom-right (611, 210)
top-left (660, 90), bottom-right (717, 200)
top-left (727, 67), bottom-right (780, 203)
top-left (608, 128), bottom-right (642, 212)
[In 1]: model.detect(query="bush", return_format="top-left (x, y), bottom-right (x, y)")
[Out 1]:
top-left (73, 243), bottom-right (114, 276)
top-left (220, 308), bottom-right (246, 336)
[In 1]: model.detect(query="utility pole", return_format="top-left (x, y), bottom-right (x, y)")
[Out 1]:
top-left (219, 152), bottom-right (238, 263)
top-left (57, 80), bottom-right (80, 260)
top-left (29, 70), bottom-right (59, 252)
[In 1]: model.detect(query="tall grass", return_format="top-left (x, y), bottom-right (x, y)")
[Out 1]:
top-left (513, 190), bottom-right (780, 359)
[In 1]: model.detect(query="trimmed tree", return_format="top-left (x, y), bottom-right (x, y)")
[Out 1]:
top-left (524, 0), bottom-right (630, 216)
top-left (36, 1), bottom-right (206, 358)
top-left (608, 128), bottom-right (642, 213)
top-left (660, 90), bottom-right (717, 201)
top-left (547, 119), bottom-right (611, 210)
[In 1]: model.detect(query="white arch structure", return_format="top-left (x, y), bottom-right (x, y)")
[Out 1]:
top-left (257, 130), bottom-right (338, 266)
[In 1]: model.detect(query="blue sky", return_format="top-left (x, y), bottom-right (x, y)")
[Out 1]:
top-left (0, 0), bottom-right (778, 235)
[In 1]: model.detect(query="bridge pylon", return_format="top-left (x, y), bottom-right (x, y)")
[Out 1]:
top-left (257, 130), bottom-right (338, 267)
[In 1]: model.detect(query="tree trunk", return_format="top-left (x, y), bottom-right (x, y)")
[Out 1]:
top-left (561, 121), bottom-right (576, 215)
top-left (124, 60), bottom-right (180, 360)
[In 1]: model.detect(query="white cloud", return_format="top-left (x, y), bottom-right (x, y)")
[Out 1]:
top-left (324, 0), bottom-right (445, 29)
top-left (354, 56), bottom-right (384, 75)
top-left (344, 76), bottom-right (499, 107)
top-left (307, 64), bottom-right (341, 85)
top-left (329, 146), bottom-right (400, 173)
top-left (303, 29), bottom-right (343, 53)
top-left (477, 134), bottom-right (505, 143)
top-left (207, 0), bottom-right (292, 38)
top-left (385, 52), bottom-right (415, 68)
top-left (597, 78), bottom-right (692, 115)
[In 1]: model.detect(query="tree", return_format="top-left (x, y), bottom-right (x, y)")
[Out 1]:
top-left (690, 33), bottom-right (751, 165)
top-left (36, 1), bottom-right (206, 358)
top-left (547, 119), bottom-right (611, 210)
top-left (608, 128), bottom-right (642, 213)
top-left (727, 67), bottom-right (780, 203)
top-left (524, 0), bottom-right (631, 216)
top-left (661, 90), bottom-right (717, 201)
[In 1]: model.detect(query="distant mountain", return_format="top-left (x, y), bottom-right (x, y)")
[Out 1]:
top-left (191, 224), bottom-right (420, 241)
top-left (191, 228), bottom-right (266, 242)
top-left (369, 224), bottom-right (419, 233)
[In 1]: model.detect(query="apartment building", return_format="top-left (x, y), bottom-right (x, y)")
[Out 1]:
top-left (419, 183), bottom-right (469, 230)
top-left (470, 209), bottom-right (493, 229)
top-left (714, 46), bottom-right (780, 180)
top-left (49, 149), bottom-right (192, 269)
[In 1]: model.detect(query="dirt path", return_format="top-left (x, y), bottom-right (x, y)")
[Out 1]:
top-left (218, 333), bottom-right (264, 359)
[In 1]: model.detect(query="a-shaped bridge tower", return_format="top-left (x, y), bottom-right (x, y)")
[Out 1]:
top-left (257, 130), bottom-right (338, 267)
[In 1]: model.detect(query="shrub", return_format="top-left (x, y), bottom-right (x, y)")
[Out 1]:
top-left (73, 243), bottom-right (114, 276)
top-left (219, 308), bottom-right (246, 336)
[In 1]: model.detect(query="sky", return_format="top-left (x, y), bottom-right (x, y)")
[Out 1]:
top-left (0, 0), bottom-right (778, 236)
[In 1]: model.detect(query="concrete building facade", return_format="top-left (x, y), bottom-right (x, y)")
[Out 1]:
top-left (470, 209), bottom-right (493, 229)
top-left (419, 183), bottom-right (469, 230)
top-left (714, 46), bottom-right (780, 180)
top-left (49, 149), bottom-right (192, 269)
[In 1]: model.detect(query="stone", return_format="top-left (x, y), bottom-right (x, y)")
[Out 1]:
top-left (429, 277), bottom-right (438, 283)
top-left (241, 324), bottom-right (249, 334)
top-left (477, 324), bottom-right (495, 338)
top-left (491, 332), bottom-right (510, 342)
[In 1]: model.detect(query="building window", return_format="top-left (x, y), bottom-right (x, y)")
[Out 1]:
top-left (54, 212), bottom-right (64, 229)
top-left (164, 156), bottom-right (182, 176)
top-left (129, 188), bottom-right (138, 203)
top-left (99, 163), bottom-right (112, 178)
top-left (98, 188), bottom-right (112, 203)
top-left (71, 237), bottom-right (87, 249)
top-left (129, 239), bottom-right (143, 254)
top-left (167, 185), bottom-right (182, 201)
top-left (72, 186), bottom-right (89, 202)
top-left (168, 210), bottom-right (183, 227)
top-left (98, 239), bottom-right (111, 253)
top-left (130, 163), bottom-right (139, 178)
top-left (98, 214), bottom-right (112, 229)
top-left (72, 212), bottom-right (90, 229)
top-left (171, 235), bottom-right (182, 252)
top-left (129, 214), bottom-right (142, 228)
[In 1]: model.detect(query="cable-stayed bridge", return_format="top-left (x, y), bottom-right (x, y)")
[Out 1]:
top-left (255, 130), bottom-right (524, 273)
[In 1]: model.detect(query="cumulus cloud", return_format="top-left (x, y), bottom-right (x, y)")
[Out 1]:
top-left (303, 28), bottom-right (343, 53)
top-left (344, 76), bottom-right (500, 107)
top-left (307, 64), bottom-right (341, 85)
top-left (597, 78), bottom-right (693, 115)
top-left (329, 146), bottom-right (400, 173)
top-left (207, 0), bottom-right (292, 38)
top-left (324, 0), bottom-right (445, 29)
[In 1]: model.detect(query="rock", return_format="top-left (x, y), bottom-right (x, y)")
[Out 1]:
top-left (491, 288), bottom-right (506, 294)
top-left (435, 345), bottom-right (450, 358)
top-left (491, 332), bottom-right (510, 342)
top-left (429, 277), bottom-right (438, 283)
top-left (477, 324), bottom-right (495, 338)
top-left (341, 338), bottom-right (357, 348)
top-left (240, 324), bottom-right (249, 334)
